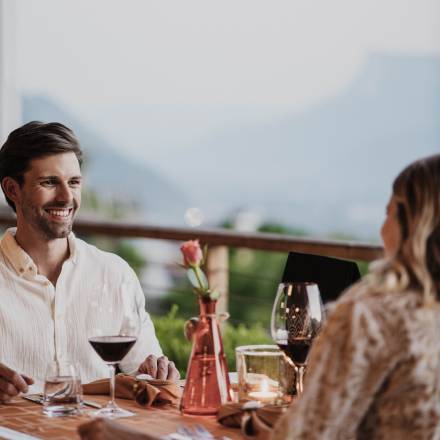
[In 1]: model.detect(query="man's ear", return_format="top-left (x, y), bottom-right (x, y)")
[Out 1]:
top-left (2, 177), bottom-right (21, 205)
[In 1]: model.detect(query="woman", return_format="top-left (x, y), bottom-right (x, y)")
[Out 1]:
top-left (271, 154), bottom-right (440, 438)
top-left (79, 155), bottom-right (440, 439)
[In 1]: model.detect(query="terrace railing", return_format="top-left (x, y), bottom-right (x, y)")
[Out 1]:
top-left (0, 212), bottom-right (383, 317)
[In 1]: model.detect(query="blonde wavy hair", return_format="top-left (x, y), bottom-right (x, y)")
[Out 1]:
top-left (370, 154), bottom-right (440, 306)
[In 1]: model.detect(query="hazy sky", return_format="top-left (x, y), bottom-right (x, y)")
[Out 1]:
top-left (8, 0), bottom-right (440, 236)
top-left (16, 0), bottom-right (440, 117)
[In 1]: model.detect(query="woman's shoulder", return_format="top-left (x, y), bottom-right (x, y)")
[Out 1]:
top-left (336, 279), bottom-right (422, 315)
top-left (327, 282), bottom-right (422, 348)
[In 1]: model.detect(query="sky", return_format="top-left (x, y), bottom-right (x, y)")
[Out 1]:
top-left (15, 0), bottom-right (440, 117)
top-left (8, 0), bottom-right (440, 239)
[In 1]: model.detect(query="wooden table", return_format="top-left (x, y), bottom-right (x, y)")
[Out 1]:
top-left (0, 395), bottom-right (243, 440)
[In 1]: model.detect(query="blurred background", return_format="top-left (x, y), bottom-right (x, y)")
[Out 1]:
top-left (1, 0), bottom-right (439, 371)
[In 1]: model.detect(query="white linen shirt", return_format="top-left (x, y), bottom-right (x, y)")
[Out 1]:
top-left (0, 228), bottom-right (162, 390)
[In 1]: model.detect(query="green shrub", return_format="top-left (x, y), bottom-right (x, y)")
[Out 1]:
top-left (152, 305), bottom-right (272, 375)
top-left (151, 305), bottom-right (192, 375)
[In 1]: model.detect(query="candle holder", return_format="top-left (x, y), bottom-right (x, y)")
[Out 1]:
top-left (235, 345), bottom-right (290, 405)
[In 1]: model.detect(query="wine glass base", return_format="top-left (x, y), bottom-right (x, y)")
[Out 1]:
top-left (92, 405), bottom-right (135, 419)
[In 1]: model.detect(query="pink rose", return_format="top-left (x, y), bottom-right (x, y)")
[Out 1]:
top-left (180, 240), bottom-right (203, 267)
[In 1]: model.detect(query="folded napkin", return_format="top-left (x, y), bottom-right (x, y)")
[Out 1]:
top-left (83, 374), bottom-right (181, 407)
top-left (218, 402), bottom-right (290, 437)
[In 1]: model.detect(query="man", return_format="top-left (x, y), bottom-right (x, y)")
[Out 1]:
top-left (0, 121), bottom-right (178, 402)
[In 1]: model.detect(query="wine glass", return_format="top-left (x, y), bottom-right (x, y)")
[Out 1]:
top-left (88, 283), bottom-right (141, 418)
top-left (270, 282), bottom-right (325, 396)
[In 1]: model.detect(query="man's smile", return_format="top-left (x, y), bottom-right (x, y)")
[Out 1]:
top-left (43, 207), bottom-right (74, 221)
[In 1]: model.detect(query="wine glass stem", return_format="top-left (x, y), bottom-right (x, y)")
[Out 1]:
top-left (295, 365), bottom-right (306, 396)
top-left (108, 363), bottom-right (116, 407)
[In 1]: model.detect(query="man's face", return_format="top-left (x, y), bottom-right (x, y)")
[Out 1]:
top-left (15, 153), bottom-right (82, 240)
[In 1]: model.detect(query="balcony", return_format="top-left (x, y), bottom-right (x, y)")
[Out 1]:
top-left (0, 210), bottom-right (382, 319)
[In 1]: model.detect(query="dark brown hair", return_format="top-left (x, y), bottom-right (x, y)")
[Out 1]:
top-left (392, 154), bottom-right (440, 302)
top-left (0, 121), bottom-right (83, 211)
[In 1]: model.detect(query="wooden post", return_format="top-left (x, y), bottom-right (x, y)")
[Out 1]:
top-left (206, 246), bottom-right (229, 325)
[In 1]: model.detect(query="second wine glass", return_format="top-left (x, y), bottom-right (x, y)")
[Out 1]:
top-left (270, 282), bottom-right (324, 396)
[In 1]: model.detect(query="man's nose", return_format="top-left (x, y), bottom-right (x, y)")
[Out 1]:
top-left (55, 183), bottom-right (73, 204)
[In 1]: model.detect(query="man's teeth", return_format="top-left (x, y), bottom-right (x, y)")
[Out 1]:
top-left (47, 209), bottom-right (71, 218)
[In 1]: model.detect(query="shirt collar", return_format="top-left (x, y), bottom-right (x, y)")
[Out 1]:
top-left (0, 227), bottom-right (78, 278)
top-left (67, 232), bottom-right (78, 264)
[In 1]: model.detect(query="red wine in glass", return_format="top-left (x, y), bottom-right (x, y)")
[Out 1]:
top-left (87, 284), bottom-right (141, 419)
top-left (88, 335), bottom-right (138, 418)
top-left (277, 337), bottom-right (311, 366)
top-left (271, 282), bottom-right (325, 396)
top-left (89, 336), bottom-right (137, 363)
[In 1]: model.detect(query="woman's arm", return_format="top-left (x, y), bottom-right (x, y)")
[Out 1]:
top-left (271, 296), bottom-right (402, 440)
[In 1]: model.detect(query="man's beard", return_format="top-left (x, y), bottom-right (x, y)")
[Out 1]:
top-left (21, 199), bottom-right (78, 240)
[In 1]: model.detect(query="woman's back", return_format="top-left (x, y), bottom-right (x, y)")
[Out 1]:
top-left (271, 285), bottom-right (440, 439)
top-left (358, 289), bottom-right (440, 439)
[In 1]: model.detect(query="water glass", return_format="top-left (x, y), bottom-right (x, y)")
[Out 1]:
top-left (43, 361), bottom-right (82, 417)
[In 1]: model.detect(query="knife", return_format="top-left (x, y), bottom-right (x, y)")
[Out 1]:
top-left (22, 394), bottom-right (102, 409)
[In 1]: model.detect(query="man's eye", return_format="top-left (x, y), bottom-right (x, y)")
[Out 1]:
top-left (69, 180), bottom-right (81, 187)
top-left (41, 180), bottom-right (56, 187)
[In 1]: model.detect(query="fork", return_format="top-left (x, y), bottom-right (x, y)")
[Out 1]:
top-left (176, 425), bottom-right (232, 440)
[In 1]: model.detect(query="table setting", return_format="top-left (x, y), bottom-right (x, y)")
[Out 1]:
top-left (0, 241), bottom-right (327, 440)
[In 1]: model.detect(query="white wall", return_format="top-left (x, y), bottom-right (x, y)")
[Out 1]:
top-left (0, 0), bottom-right (20, 143)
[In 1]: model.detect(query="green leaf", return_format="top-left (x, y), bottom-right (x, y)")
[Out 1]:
top-left (187, 268), bottom-right (208, 290)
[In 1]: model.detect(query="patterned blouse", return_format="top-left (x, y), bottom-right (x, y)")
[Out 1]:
top-left (270, 281), bottom-right (440, 439)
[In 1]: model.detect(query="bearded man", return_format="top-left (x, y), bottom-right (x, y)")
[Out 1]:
top-left (0, 121), bottom-right (178, 402)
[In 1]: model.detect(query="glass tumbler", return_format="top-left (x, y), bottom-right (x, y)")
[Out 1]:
top-left (43, 361), bottom-right (82, 417)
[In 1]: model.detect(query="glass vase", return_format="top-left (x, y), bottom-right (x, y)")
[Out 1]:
top-left (180, 297), bottom-right (232, 415)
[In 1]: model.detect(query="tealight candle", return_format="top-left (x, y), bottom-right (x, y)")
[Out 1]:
top-left (248, 378), bottom-right (278, 404)
top-left (236, 345), bottom-right (285, 405)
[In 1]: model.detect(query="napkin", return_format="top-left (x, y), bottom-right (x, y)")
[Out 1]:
top-left (82, 374), bottom-right (181, 407)
top-left (218, 402), bottom-right (289, 437)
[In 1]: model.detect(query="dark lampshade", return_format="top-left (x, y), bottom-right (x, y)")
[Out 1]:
top-left (281, 252), bottom-right (361, 303)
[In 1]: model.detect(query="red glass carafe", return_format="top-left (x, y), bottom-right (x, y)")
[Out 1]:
top-left (180, 297), bottom-right (232, 415)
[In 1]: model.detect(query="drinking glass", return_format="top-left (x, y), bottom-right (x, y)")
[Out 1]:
top-left (235, 345), bottom-right (285, 404)
top-left (88, 284), bottom-right (141, 418)
top-left (270, 282), bottom-right (325, 396)
top-left (43, 361), bottom-right (82, 417)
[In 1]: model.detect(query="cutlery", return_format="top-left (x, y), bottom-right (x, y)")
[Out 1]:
top-left (22, 394), bottom-right (102, 409)
top-left (175, 424), bottom-right (232, 440)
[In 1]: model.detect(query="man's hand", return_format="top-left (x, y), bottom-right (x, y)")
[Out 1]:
top-left (0, 363), bottom-right (34, 403)
top-left (78, 418), bottom-right (156, 440)
top-left (138, 355), bottom-right (180, 381)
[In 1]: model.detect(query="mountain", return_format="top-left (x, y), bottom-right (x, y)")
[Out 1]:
top-left (21, 53), bottom-right (440, 239)
top-left (153, 53), bottom-right (440, 238)
top-left (22, 96), bottom-right (188, 224)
